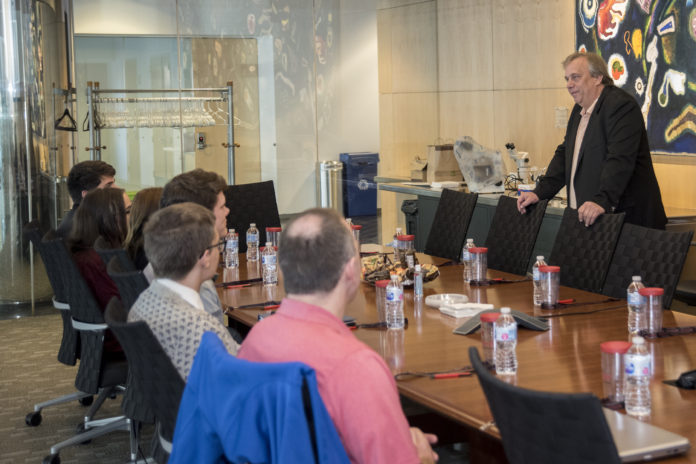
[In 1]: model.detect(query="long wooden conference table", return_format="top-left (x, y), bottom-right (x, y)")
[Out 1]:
top-left (220, 252), bottom-right (696, 463)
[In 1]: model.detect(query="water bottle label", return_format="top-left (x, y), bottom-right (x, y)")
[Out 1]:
top-left (625, 354), bottom-right (651, 377)
top-left (226, 238), bottom-right (238, 250)
top-left (406, 255), bottom-right (415, 268)
top-left (533, 267), bottom-right (540, 281)
top-left (627, 292), bottom-right (645, 306)
top-left (247, 232), bottom-right (258, 244)
top-left (462, 250), bottom-right (470, 262)
top-left (495, 324), bottom-right (517, 342)
top-left (386, 287), bottom-right (403, 302)
top-left (262, 255), bottom-right (276, 265)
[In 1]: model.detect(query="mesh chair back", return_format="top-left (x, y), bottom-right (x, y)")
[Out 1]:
top-left (424, 189), bottom-right (478, 261)
top-left (469, 347), bottom-right (621, 464)
top-left (53, 240), bottom-right (117, 393)
top-left (94, 237), bottom-right (137, 272)
top-left (486, 196), bottom-right (548, 275)
top-left (602, 224), bottom-right (693, 308)
top-left (105, 298), bottom-right (184, 445)
top-left (107, 256), bottom-right (149, 311)
top-left (549, 208), bottom-right (625, 293)
top-left (224, 180), bottom-right (281, 253)
top-left (24, 226), bottom-right (80, 366)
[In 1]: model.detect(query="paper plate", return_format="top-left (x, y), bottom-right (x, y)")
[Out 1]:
top-left (425, 293), bottom-right (468, 308)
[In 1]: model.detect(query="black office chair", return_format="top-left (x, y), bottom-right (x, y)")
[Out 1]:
top-left (94, 237), bottom-right (137, 272)
top-left (424, 189), bottom-right (478, 261)
top-left (602, 224), bottom-right (693, 308)
top-left (224, 180), bottom-right (281, 253)
top-left (23, 226), bottom-right (93, 427)
top-left (107, 256), bottom-right (149, 311)
top-left (485, 196), bottom-right (548, 275)
top-left (105, 298), bottom-right (185, 464)
top-left (40, 238), bottom-right (134, 464)
top-left (548, 208), bottom-right (625, 293)
top-left (675, 280), bottom-right (696, 306)
top-left (468, 347), bottom-right (621, 464)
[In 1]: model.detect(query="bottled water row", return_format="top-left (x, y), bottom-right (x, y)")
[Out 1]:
top-left (223, 223), bottom-right (277, 285)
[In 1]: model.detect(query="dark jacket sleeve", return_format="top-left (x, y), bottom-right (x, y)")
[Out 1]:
top-left (534, 138), bottom-right (568, 201)
top-left (590, 92), bottom-right (643, 212)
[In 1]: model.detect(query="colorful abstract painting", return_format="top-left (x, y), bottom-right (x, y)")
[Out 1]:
top-left (576, 0), bottom-right (696, 155)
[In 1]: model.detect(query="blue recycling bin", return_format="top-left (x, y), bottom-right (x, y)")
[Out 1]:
top-left (339, 152), bottom-right (380, 217)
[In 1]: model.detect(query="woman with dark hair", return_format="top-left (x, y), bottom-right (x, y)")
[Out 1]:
top-left (124, 187), bottom-right (163, 270)
top-left (68, 188), bottom-right (127, 357)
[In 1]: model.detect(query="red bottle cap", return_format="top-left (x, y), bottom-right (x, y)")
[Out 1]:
top-left (600, 341), bottom-right (632, 354)
top-left (638, 287), bottom-right (664, 296)
top-left (480, 313), bottom-right (501, 323)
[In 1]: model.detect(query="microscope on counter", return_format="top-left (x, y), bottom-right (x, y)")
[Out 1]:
top-left (505, 142), bottom-right (531, 183)
top-left (504, 142), bottom-right (544, 192)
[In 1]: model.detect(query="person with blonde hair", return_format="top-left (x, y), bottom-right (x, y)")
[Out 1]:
top-left (124, 187), bottom-right (163, 270)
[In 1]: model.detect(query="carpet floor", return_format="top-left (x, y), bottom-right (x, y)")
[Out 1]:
top-left (0, 312), bottom-right (153, 463)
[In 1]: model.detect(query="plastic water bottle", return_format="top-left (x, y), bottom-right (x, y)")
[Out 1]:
top-left (627, 276), bottom-right (646, 334)
top-left (532, 255), bottom-right (547, 306)
top-left (462, 238), bottom-right (475, 283)
top-left (224, 229), bottom-right (238, 269)
top-left (261, 242), bottom-right (278, 285)
top-left (246, 223), bottom-right (260, 262)
top-left (414, 264), bottom-right (424, 300)
top-left (385, 274), bottom-right (404, 329)
top-left (495, 307), bottom-right (518, 375)
top-left (624, 336), bottom-right (651, 418)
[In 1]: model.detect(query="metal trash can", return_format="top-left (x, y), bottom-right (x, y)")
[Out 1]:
top-left (317, 161), bottom-right (344, 214)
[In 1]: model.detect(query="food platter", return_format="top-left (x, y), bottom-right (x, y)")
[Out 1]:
top-left (361, 253), bottom-right (439, 286)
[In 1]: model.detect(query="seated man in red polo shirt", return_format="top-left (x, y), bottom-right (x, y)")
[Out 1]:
top-left (238, 208), bottom-right (438, 463)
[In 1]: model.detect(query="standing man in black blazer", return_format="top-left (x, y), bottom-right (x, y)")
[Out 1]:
top-left (518, 52), bottom-right (667, 229)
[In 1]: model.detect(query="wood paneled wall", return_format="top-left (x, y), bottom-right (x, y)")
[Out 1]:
top-left (377, 0), bottom-right (695, 242)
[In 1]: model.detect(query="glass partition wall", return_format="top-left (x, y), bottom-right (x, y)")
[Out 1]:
top-left (0, 0), bottom-right (378, 310)
top-left (72, 0), bottom-right (375, 216)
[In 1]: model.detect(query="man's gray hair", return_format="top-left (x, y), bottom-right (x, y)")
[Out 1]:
top-left (563, 51), bottom-right (614, 86)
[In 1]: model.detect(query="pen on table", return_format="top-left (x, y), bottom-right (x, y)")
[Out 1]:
top-left (430, 372), bottom-right (472, 379)
top-left (224, 283), bottom-right (252, 289)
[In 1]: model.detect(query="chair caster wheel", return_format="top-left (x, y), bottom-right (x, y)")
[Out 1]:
top-left (25, 411), bottom-right (42, 426)
top-left (43, 453), bottom-right (60, 464)
top-left (78, 396), bottom-right (93, 406)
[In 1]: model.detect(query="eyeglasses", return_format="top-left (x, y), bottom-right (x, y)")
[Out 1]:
top-left (202, 240), bottom-right (225, 257)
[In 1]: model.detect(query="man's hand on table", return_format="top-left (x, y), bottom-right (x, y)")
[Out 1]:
top-left (410, 427), bottom-right (439, 463)
top-left (577, 201), bottom-right (605, 227)
top-left (517, 191), bottom-right (539, 214)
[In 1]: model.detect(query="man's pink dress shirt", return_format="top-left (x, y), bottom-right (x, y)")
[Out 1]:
top-left (238, 298), bottom-right (419, 464)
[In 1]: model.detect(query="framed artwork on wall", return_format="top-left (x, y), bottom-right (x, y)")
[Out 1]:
top-left (576, 0), bottom-right (696, 155)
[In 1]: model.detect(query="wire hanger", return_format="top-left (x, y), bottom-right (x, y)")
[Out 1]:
top-left (55, 108), bottom-right (77, 132)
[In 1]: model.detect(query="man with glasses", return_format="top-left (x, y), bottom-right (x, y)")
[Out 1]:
top-left (128, 202), bottom-right (238, 380)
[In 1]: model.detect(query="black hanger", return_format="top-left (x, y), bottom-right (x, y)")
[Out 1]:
top-left (55, 108), bottom-right (77, 132)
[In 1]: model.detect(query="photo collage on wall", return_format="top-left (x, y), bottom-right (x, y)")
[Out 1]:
top-left (576, 0), bottom-right (696, 154)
